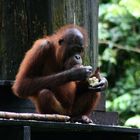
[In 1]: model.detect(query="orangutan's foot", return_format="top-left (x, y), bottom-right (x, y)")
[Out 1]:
top-left (70, 115), bottom-right (93, 124)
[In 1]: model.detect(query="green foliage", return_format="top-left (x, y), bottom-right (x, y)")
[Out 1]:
top-left (99, 0), bottom-right (140, 127)
top-left (125, 115), bottom-right (140, 128)
top-left (120, 0), bottom-right (140, 18)
top-left (100, 47), bottom-right (117, 65)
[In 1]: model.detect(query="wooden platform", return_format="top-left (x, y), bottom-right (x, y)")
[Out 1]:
top-left (0, 119), bottom-right (139, 140)
top-left (0, 80), bottom-right (140, 140)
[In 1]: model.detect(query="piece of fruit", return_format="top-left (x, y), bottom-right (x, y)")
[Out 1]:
top-left (88, 76), bottom-right (99, 86)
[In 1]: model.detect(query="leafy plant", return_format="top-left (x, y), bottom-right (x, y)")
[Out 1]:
top-left (99, 0), bottom-right (140, 127)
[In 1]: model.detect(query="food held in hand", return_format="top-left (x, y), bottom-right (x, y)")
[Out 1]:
top-left (88, 76), bottom-right (99, 86)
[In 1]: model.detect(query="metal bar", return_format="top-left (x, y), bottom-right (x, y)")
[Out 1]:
top-left (24, 126), bottom-right (31, 140)
top-left (138, 134), bottom-right (140, 140)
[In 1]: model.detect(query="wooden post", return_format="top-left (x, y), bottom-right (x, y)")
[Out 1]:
top-left (48, 0), bottom-right (99, 69)
top-left (0, 0), bottom-right (50, 80)
top-left (0, 0), bottom-right (29, 80)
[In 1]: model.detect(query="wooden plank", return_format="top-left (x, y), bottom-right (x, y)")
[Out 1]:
top-left (0, 111), bottom-right (70, 122)
top-left (0, 119), bottom-right (139, 134)
top-left (0, 119), bottom-right (139, 139)
top-left (92, 111), bottom-right (118, 125)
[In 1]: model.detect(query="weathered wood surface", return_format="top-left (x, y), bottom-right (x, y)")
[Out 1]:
top-left (0, 111), bottom-right (70, 122)
top-left (0, 120), bottom-right (139, 140)
top-left (48, 0), bottom-right (99, 69)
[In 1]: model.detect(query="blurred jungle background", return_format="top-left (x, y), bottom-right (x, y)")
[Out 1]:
top-left (99, 0), bottom-right (140, 128)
